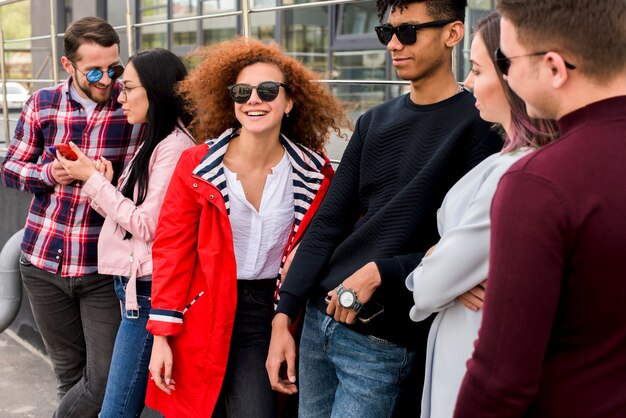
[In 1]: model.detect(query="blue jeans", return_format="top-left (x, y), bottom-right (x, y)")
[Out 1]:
top-left (298, 301), bottom-right (417, 418)
top-left (100, 276), bottom-right (154, 418)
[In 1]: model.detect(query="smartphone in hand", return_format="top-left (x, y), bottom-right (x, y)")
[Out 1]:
top-left (48, 143), bottom-right (78, 161)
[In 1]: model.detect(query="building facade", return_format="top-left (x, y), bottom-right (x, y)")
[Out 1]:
top-left (11, 0), bottom-right (496, 122)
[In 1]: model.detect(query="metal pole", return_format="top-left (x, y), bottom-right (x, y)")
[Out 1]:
top-left (126, 0), bottom-right (133, 56)
top-left (49, 0), bottom-right (58, 83)
top-left (0, 18), bottom-right (10, 144)
top-left (241, 0), bottom-right (250, 38)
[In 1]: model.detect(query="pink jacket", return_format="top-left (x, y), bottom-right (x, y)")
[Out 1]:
top-left (82, 125), bottom-right (194, 312)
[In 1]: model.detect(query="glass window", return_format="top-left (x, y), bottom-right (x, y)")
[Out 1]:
top-left (251, 0), bottom-right (276, 7)
top-left (141, 24), bottom-right (168, 49)
top-left (280, 7), bottom-right (329, 74)
top-left (458, 1), bottom-right (496, 81)
top-left (331, 50), bottom-right (390, 116)
top-left (139, 0), bottom-right (167, 19)
top-left (139, 0), bottom-right (168, 49)
top-left (468, 0), bottom-right (496, 9)
top-left (172, 0), bottom-right (198, 52)
top-left (332, 2), bottom-right (382, 57)
top-left (338, 2), bottom-right (378, 36)
top-left (198, 0), bottom-right (238, 46)
top-left (201, 16), bottom-right (238, 45)
top-left (250, 10), bottom-right (276, 42)
top-left (332, 50), bottom-right (386, 81)
top-left (172, 0), bottom-right (195, 17)
top-left (202, 0), bottom-right (237, 13)
top-left (281, 0), bottom-right (325, 4)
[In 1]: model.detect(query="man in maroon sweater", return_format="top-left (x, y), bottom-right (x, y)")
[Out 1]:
top-left (454, 1), bottom-right (626, 417)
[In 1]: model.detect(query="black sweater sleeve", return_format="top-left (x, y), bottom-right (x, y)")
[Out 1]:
top-left (277, 115), bottom-right (368, 319)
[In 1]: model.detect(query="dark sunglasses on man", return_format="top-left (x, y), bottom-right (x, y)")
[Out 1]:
top-left (72, 63), bottom-right (125, 83)
top-left (493, 47), bottom-right (576, 76)
top-left (228, 81), bottom-right (290, 104)
top-left (374, 18), bottom-right (456, 46)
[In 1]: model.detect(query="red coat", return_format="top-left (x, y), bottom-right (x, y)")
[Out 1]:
top-left (145, 130), bottom-right (333, 417)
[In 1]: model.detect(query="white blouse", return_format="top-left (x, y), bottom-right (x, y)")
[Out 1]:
top-left (224, 151), bottom-right (294, 280)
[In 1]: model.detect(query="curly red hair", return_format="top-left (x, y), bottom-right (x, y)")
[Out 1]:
top-left (179, 37), bottom-right (350, 151)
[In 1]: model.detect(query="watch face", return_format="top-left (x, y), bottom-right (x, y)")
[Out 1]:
top-left (339, 290), bottom-right (355, 308)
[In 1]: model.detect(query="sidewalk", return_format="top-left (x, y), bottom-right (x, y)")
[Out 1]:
top-left (0, 330), bottom-right (162, 418)
top-left (0, 330), bottom-right (57, 417)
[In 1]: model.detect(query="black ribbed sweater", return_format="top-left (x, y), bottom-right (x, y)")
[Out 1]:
top-left (277, 91), bottom-right (503, 350)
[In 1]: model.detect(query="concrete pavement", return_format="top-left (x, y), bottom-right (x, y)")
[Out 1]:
top-left (0, 330), bottom-right (57, 417)
top-left (0, 329), bottom-right (163, 418)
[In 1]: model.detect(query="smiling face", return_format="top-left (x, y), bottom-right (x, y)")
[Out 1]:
top-left (61, 42), bottom-right (121, 104)
top-left (464, 32), bottom-right (511, 131)
top-left (233, 62), bottom-right (293, 138)
top-left (117, 62), bottom-right (149, 125)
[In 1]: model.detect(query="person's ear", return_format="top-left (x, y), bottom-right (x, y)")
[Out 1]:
top-left (544, 52), bottom-right (570, 89)
top-left (61, 56), bottom-right (75, 77)
top-left (444, 21), bottom-right (465, 48)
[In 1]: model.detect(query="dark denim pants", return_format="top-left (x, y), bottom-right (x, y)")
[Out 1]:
top-left (298, 301), bottom-right (417, 418)
top-left (100, 276), bottom-right (154, 418)
top-left (212, 278), bottom-right (277, 418)
top-left (19, 254), bottom-right (120, 418)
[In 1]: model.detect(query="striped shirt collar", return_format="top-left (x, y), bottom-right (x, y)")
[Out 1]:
top-left (192, 129), bottom-right (326, 220)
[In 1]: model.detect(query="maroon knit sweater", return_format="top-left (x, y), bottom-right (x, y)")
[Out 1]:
top-left (454, 96), bottom-right (626, 418)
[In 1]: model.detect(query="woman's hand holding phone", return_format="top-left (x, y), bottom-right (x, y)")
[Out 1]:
top-left (48, 143), bottom-right (79, 161)
top-left (53, 141), bottom-right (114, 182)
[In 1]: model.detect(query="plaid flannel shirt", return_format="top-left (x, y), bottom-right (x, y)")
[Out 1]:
top-left (1, 77), bottom-right (143, 277)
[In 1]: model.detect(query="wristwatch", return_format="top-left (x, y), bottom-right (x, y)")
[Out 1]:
top-left (336, 284), bottom-right (363, 313)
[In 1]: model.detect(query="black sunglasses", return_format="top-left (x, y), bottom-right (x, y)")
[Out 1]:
top-left (228, 81), bottom-right (289, 104)
top-left (72, 63), bottom-right (124, 83)
top-left (494, 48), bottom-right (576, 76)
top-left (374, 19), bottom-right (456, 46)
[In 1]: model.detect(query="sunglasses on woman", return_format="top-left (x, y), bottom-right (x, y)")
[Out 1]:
top-left (374, 19), bottom-right (456, 46)
top-left (228, 81), bottom-right (289, 104)
top-left (73, 63), bottom-right (125, 83)
top-left (494, 48), bottom-right (576, 76)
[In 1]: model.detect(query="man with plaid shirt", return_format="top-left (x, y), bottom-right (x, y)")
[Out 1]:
top-left (1, 17), bottom-right (142, 417)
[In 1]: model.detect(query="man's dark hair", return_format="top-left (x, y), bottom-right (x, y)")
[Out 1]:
top-left (64, 16), bottom-right (120, 63)
top-left (376, 0), bottom-right (467, 23)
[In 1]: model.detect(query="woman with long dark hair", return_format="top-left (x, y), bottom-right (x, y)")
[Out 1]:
top-left (405, 12), bottom-right (558, 418)
top-left (57, 48), bottom-right (196, 417)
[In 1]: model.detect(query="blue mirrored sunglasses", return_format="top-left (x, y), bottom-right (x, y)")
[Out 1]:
top-left (73, 63), bottom-right (124, 83)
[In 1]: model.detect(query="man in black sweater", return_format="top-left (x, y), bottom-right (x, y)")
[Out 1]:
top-left (266, 1), bottom-right (502, 416)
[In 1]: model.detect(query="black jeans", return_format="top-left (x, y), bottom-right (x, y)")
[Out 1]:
top-left (212, 278), bottom-right (277, 418)
top-left (19, 255), bottom-right (120, 418)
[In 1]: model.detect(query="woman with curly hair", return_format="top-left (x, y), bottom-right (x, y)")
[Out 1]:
top-left (145, 37), bottom-right (349, 418)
